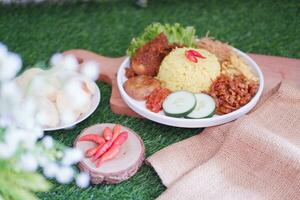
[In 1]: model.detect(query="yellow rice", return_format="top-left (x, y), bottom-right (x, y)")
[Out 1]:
top-left (157, 47), bottom-right (221, 92)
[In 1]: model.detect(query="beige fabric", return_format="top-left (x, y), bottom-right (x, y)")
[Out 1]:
top-left (147, 81), bottom-right (300, 200)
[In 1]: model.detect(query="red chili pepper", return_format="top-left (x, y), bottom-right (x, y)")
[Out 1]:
top-left (91, 140), bottom-right (113, 162)
top-left (94, 131), bottom-right (128, 167)
top-left (112, 131), bottom-right (128, 146)
top-left (188, 50), bottom-right (206, 59)
top-left (185, 50), bottom-right (206, 63)
top-left (78, 134), bottom-right (105, 144)
top-left (85, 145), bottom-right (102, 157)
top-left (103, 127), bottom-right (112, 141)
top-left (96, 145), bottom-right (120, 167)
top-left (185, 50), bottom-right (198, 63)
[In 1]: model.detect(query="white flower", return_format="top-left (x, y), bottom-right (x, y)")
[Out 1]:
top-left (42, 136), bottom-right (54, 149)
top-left (50, 53), bottom-right (63, 67)
top-left (0, 143), bottom-right (16, 159)
top-left (1, 80), bottom-right (21, 97)
top-left (43, 163), bottom-right (59, 178)
top-left (19, 153), bottom-right (38, 172)
top-left (0, 126), bottom-right (39, 160)
top-left (0, 52), bottom-right (22, 81)
top-left (62, 148), bottom-right (83, 166)
top-left (23, 137), bottom-right (36, 150)
top-left (56, 55), bottom-right (79, 71)
top-left (0, 89), bottom-right (20, 126)
top-left (80, 61), bottom-right (100, 81)
top-left (55, 166), bottom-right (74, 184)
top-left (22, 131), bottom-right (40, 150)
top-left (13, 98), bottom-right (37, 129)
top-left (30, 126), bottom-right (43, 139)
top-left (37, 155), bottom-right (50, 167)
top-left (50, 54), bottom-right (79, 72)
top-left (62, 55), bottom-right (79, 72)
top-left (63, 79), bottom-right (90, 109)
top-left (0, 43), bottom-right (85, 186)
top-left (59, 109), bottom-right (79, 125)
top-left (4, 126), bottom-right (24, 149)
top-left (0, 81), bottom-right (22, 107)
top-left (0, 43), bottom-right (8, 60)
top-left (76, 172), bottom-right (90, 188)
top-left (0, 82), bottom-right (22, 125)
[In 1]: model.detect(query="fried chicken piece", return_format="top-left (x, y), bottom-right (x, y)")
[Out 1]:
top-left (131, 33), bottom-right (169, 76)
top-left (124, 75), bottom-right (161, 100)
top-left (125, 68), bottom-right (136, 78)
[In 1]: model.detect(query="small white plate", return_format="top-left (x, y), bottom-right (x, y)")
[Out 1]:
top-left (117, 48), bottom-right (264, 128)
top-left (44, 82), bottom-right (101, 131)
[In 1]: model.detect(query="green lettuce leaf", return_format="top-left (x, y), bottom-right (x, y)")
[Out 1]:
top-left (0, 161), bottom-right (51, 200)
top-left (126, 23), bottom-right (197, 57)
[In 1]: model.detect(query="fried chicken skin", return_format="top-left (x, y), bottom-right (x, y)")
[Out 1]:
top-left (131, 33), bottom-right (169, 76)
top-left (124, 75), bottom-right (161, 100)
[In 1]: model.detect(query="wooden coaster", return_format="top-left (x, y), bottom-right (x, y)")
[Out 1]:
top-left (64, 49), bottom-right (300, 118)
top-left (74, 123), bottom-right (145, 184)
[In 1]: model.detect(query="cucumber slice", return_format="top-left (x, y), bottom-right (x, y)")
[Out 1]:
top-left (186, 93), bottom-right (216, 119)
top-left (163, 91), bottom-right (196, 118)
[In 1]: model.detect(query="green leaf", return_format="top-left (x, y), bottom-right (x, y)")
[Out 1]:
top-left (0, 179), bottom-right (39, 200)
top-left (10, 172), bottom-right (51, 192)
top-left (0, 161), bottom-right (51, 200)
top-left (126, 22), bottom-right (197, 57)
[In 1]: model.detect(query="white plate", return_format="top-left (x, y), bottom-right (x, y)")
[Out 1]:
top-left (117, 48), bottom-right (264, 128)
top-left (44, 82), bottom-right (101, 131)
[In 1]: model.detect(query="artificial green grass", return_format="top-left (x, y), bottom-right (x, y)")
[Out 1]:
top-left (0, 0), bottom-right (299, 199)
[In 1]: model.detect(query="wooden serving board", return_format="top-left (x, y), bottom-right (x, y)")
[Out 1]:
top-left (64, 49), bottom-right (300, 118)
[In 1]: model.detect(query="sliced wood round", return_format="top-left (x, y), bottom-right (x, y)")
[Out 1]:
top-left (74, 123), bottom-right (145, 184)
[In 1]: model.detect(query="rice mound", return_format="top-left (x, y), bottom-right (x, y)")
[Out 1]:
top-left (157, 47), bottom-right (220, 93)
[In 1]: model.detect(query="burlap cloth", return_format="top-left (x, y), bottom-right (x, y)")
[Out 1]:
top-left (147, 81), bottom-right (300, 200)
